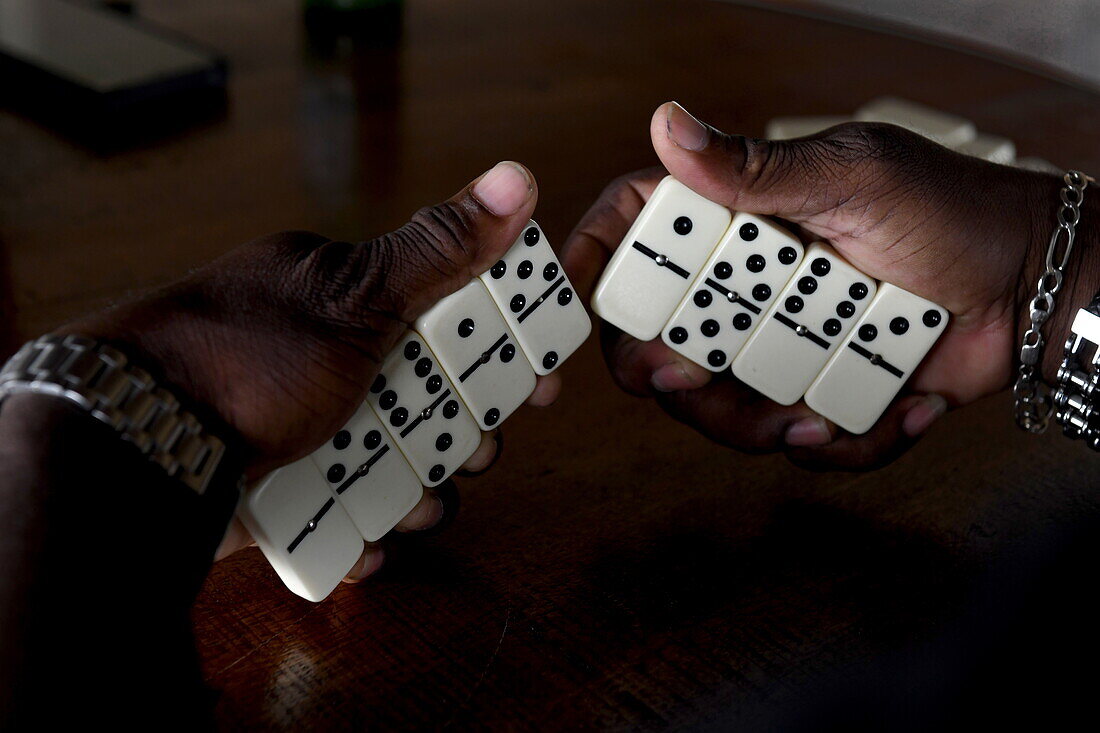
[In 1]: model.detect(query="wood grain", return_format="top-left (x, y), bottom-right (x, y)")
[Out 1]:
top-left (3, 0), bottom-right (1099, 727)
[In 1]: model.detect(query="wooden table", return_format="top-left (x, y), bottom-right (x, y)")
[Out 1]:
top-left (3, 0), bottom-right (1099, 727)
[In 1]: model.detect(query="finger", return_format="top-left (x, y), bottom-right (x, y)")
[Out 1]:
top-left (456, 429), bottom-right (503, 476)
top-left (650, 101), bottom-right (911, 224)
top-left (655, 374), bottom-right (819, 453)
top-left (394, 489), bottom-right (445, 532)
top-left (560, 168), bottom-right (666, 302)
top-left (784, 393), bottom-right (948, 471)
top-left (902, 393), bottom-right (949, 437)
top-left (525, 372), bottom-right (562, 407)
top-left (301, 160), bottom-right (539, 330)
top-left (213, 517), bottom-right (256, 562)
top-left (341, 542), bottom-right (386, 583)
top-left (601, 322), bottom-right (713, 397)
top-left (394, 480), bottom-right (460, 534)
top-left (783, 414), bottom-right (840, 448)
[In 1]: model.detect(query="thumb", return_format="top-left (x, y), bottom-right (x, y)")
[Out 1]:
top-left (302, 161), bottom-right (538, 326)
top-left (650, 101), bottom-right (888, 221)
top-left (377, 160), bottom-right (538, 318)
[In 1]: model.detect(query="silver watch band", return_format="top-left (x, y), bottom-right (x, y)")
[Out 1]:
top-left (0, 334), bottom-right (227, 494)
top-left (1055, 293), bottom-right (1100, 450)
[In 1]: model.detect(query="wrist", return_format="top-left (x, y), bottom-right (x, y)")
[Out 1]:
top-left (0, 392), bottom-right (233, 722)
top-left (1015, 170), bottom-right (1100, 384)
top-left (1047, 216), bottom-right (1100, 381)
top-left (0, 389), bottom-right (242, 551)
top-left (54, 302), bottom-right (254, 470)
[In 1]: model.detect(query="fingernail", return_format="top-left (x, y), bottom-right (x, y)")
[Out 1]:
top-left (410, 496), bottom-right (445, 530)
top-left (472, 161), bottom-right (533, 216)
top-left (785, 416), bottom-right (833, 447)
top-left (903, 394), bottom-right (948, 437)
top-left (394, 493), bottom-right (446, 531)
top-left (651, 362), bottom-right (698, 392)
top-left (456, 430), bottom-right (502, 477)
top-left (666, 101), bottom-right (709, 151)
top-left (420, 496), bottom-right (445, 529)
top-left (343, 546), bottom-right (385, 583)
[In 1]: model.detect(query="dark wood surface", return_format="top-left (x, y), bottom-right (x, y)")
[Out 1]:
top-left (3, 0), bottom-right (1100, 728)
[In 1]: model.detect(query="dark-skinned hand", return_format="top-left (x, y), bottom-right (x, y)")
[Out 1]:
top-left (561, 102), bottom-right (1099, 471)
top-left (58, 161), bottom-right (562, 580)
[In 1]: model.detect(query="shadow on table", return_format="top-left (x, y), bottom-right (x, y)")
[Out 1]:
top-left (684, 503), bottom-right (1100, 731)
top-left (584, 499), bottom-right (961, 635)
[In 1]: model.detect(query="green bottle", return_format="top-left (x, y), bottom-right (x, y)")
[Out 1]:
top-left (304, 0), bottom-right (403, 46)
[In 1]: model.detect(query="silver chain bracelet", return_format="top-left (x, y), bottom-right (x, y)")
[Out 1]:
top-left (1014, 170), bottom-right (1092, 433)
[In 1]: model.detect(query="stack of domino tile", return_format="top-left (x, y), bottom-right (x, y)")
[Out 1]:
top-left (592, 176), bottom-right (949, 445)
top-left (239, 222), bottom-right (592, 601)
top-left (765, 96), bottom-right (1057, 172)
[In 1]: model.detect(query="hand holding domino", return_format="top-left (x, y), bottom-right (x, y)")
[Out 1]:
top-left (239, 219), bottom-right (591, 601)
top-left (104, 159), bottom-right (595, 602)
top-left (228, 95), bottom-right (1068, 596)
top-left (563, 101), bottom-right (1053, 469)
top-left (591, 175), bottom-right (947, 432)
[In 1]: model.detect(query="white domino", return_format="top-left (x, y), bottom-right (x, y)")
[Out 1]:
top-left (732, 242), bottom-right (877, 405)
top-left (480, 221), bottom-right (591, 375)
top-left (1016, 157), bottom-right (1060, 174)
top-left (765, 115), bottom-right (848, 140)
top-left (310, 402), bottom-right (424, 542)
top-left (367, 331), bottom-right (481, 487)
top-left (855, 97), bottom-right (976, 147)
top-left (805, 283), bottom-right (948, 434)
top-left (661, 213), bottom-right (804, 371)
top-left (237, 458), bottom-right (365, 602)
top-left (592, 176), bottom-right (732, 341)
top-left (954, 132), bottom-right (1015, 164)
top-left (415, 279), bottom-right (536, 430)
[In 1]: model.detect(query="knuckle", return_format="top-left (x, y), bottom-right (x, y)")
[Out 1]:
top-left (293, 235), bottom-right (406, 342)
top-left (784, 445), bottom-right (846, 472)
top-left (735, 135), bottom-right (777, 193)
top-left (821, 122), bottom-right (918, 174)
top-left (602, 172), bottom-right (635, 199)
top-left (609, 167), bottom-right (665, 204)
top-left (257, 230), bottom-right (332, 260)
top-left (603, 169), bottom-right (640, 195)
top-left (598, 172), bottom-right (652, 223)
top-left (732, 424), bottom-right (785, 454)
top-left (606, 356), bottom-right (650, 397)
top-left (725, 124), bottom-right (928, 207)
top-left (710, 425), bottom-right (783, 455)
top-left (829, 122), bottom-right (905, 156)
top-left (785, 438), bottom-right (900, 472)
top-left (656, 389), bottom-right (785, 454)
top-left (604, 171), bottom-right (645, 202)
top-left (769, 122), bottom-right (930, 215)
top-left (600, 328), bottom-right (653, 397)
top-left (402, 199), bottom-right (479, 274)
top-left (731, 136), bottom-right (825, 208)
top-left (784, 451), bottom-right (836, 472)
top-left (220, 230), bottom-right (331, 288)
top-left (293, 198), bottom-right (486, 331)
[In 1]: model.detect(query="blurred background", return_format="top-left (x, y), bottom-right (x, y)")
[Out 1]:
top-left (762, 0), bottom-right (1100, 86)
top-left (2, 1), bottom-right (1099, 728)
top-left (2, 0), bottom-right (1098, 353)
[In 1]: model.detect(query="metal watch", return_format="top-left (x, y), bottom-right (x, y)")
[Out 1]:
top-left (1054, 292), bottom-right (1100, 450)
top-left (0, 334), bottom-right (227, 493)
